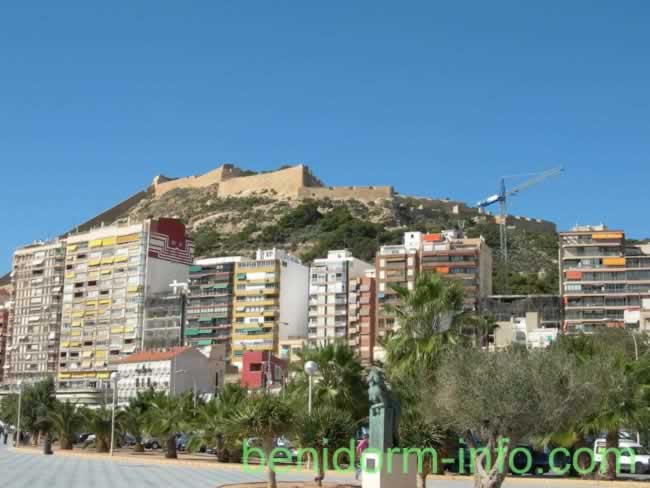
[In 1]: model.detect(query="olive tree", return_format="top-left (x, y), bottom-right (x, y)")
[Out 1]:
top-left (433, 347), bottom-right (593, 488)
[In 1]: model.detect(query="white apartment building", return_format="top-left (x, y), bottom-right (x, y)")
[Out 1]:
top-left (115, 345), bottom-right (225, 404)
top-left (308, 250), bottom-right (373, 345)
top-left (4, 240), bottom-right (66, 386)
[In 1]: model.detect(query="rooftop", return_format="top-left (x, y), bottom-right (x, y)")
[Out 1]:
top-left (117, 347), bottom-right (192, 364)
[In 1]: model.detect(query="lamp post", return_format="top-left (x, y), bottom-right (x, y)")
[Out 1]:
top-left (303, 361), bottom-right (319, 416)
top-left (175, 369), bottom-right (197, 408)
top-left (15, 381), bottom-right (23, 448)
top-left (109, 371), bottom-right (120, 456)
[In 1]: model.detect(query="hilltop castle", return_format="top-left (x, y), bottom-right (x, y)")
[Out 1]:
top-left (151, 163), bottom-right (394, 202)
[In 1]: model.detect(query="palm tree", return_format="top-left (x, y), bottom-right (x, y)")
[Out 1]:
top-left (82, 406), bottom-right (114, 453)
top-left (118, 392), bottom-right (152, 453)
top-left (288, 342), bottom-right (368, 421)
top-left (145, 391), bottom-right (191, 459)
top-left (187, 384), bottom-right (247, 461)
top-left (48, 400), bottom-right (84, 450)
top-left (225, 392), bottom-right (294, 488)
top-left (293, 406), bottom-right (356, 487)
top-left (383, 272), bottom-right (466, 381)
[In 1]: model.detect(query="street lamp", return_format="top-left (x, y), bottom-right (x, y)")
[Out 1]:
top-left (175, 369), bottom-right (197, 408)
top-left (109, 371), bottom-right (120, 456)
top-left (304, 361), bottom-right (319, 416)
top-left (15, 380), bottom-right (22, 448)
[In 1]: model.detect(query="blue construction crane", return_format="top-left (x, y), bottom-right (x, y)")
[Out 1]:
top-left (476, 166), bottom-right (563, 290)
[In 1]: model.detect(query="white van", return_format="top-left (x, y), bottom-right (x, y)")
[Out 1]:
top-left (594, 438), bottom-right (650, 474)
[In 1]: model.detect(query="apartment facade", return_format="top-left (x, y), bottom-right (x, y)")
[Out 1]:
top-left (142, 291), bottom-right (183, 349)
top-left (57, 218), bottom-right (192, 392)
top-left (4, 240), bottom-right (66, 386)
top-left (115, 346), bottom-right (223, 404)
top-left (419, 230), bottom-right (493, 311)
top-left (0, 290), bottom-right (10, 384)
top-left (559, 226), bottom-right (650, 333)
top-left (375, 232), bottom-right (421, 344)
top-left (232, 249), bottom-right (308, 367)
top-left (307, 250), bottom-right (373, 346)
top-left (348, 270), bottom-right (376, 363)
top-left (186, 257), bottom-right (241, 358)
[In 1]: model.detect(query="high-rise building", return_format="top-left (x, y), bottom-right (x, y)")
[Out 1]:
top-left (4, 240), bottom-right (66, 386)
top-left (559, 226), bottom-right (650, 333)
top-left (307, 250), bottom-right (373, 346)
top-left (232, 249), bottom-right (308, 367)
top-left (375, 233), bottom-right (421, 349)
top-left (0, 289), bottom-right (11, 384)
top-left (57, 218), bottom-right (192, 394)
top-left (142, 291), bottom-right (184, 350)
top-left (348, 269), bottom-right (376, 363)
top-left (419, 230), bottom-right (493, 311)
top-left (186, 257), bottom-right (241, 359)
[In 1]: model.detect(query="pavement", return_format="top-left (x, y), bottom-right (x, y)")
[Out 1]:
top-left (1, 441), bottom-right (650, 488)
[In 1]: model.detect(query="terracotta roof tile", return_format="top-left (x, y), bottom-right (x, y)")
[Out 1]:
top-left (117, 347), bottom-right (192, 364)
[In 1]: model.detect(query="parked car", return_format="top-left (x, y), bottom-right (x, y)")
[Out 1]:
top-left (594, 438), bottom-right (650, 474)
top-left (143, 437), bottom-right (161, 449)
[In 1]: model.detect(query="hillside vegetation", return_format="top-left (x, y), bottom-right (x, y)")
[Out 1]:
top-left (127, 187), bottom-right (558, 294)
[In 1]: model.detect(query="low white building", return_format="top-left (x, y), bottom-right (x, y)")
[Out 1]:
top-left (115, 346), bottom-right (225, 404)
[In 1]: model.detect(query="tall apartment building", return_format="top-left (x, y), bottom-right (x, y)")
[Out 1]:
top-left (186, 257), bottom-right (241, 358)
top-left (4, 240), bottom-right (66, 386)
top-left (348, 270), bottom-right (376, 363)
top-left (0, 289), bottom-right (11, 384)
top-left (559, 226), bottom-right (650, 333)
top-left (57, 218), bottom-right (192, 393)
top-left (232, 249), bottom-right (308, 367)
top-left (307, 250), bottom-right (373, 346)
top-left (375, 232), bottom-right (421, 344)
top-left (142, 291), bottom-right (184, 349)
top-left (419, 230), bottom-right (493, 311)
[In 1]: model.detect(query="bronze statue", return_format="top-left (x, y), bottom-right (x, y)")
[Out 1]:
top-left (367, 367), bottom-right (400, 450)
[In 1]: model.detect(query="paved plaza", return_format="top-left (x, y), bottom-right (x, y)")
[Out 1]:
top-left (1, 442), bottom-right (648, 488)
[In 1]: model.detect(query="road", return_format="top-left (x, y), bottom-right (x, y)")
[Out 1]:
top-left (0, 442), bottom-right (647, 488)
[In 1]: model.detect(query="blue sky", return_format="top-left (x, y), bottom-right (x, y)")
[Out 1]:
top-left (1, 1), bottom-right (650, 269)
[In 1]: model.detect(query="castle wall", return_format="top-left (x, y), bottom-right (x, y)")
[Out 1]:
top-left (217, 165), bottom-right (309, 197)
top-left (297, 186), bottom-right (394, 201)
top-left (153, 164), bottom-right (241, 196)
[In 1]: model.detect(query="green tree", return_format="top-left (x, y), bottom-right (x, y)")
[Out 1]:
top-left (433, 347), bottom-right (594, 488)
top-left (118, 391), bottom-right (154, 453)
top-left (145, 391), bottom-right (192, 459)
top-left (225, 393), bottom-right (294, 488)
top-left (289, 342), bottom-right (368, 421)
top-left (82, 406), bottom-right (114, 453)
top-left (383, 272), bottom-right (466, 381)
top-left (293, 406), bottom-right (356, 487)
top-left (48, 400), bottom-right (85, 450)
top-left (187, 384), bottom-right (247, 461)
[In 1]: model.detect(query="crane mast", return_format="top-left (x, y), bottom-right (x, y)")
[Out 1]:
top-left (476, 166), bottom-right (563, 291)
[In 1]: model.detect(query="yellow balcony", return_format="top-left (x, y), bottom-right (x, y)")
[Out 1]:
top-left (117, 233), bottom-right (139, 244)
top-left (114, 255), bottom-right (128, 263)
top-left (90, 239), bottom-right (103, 248)
top-left (102, 237), bottom-right (116, 246)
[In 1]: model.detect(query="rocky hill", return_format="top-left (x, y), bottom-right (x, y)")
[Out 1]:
top-left (125, 184), bottom-right (559, 295)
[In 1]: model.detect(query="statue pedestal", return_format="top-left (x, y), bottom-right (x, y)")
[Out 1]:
top-left (369, 405), bottom-right (396, 451)
top-left (361, 451), bottom-right (417, 488)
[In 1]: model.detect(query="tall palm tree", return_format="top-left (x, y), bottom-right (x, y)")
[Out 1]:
top-left (289, 342), bottom-right (368, 421)
top-left (145, 391), bottom-right (191, 459)
top-left (48, 400), bottom-right (85, 450)
top-left (293, 406), bottom-right (356, 487)
top-left (383, 272), bottom-right (466, 381)
top-left (225, 392), bottom-right (294, 488)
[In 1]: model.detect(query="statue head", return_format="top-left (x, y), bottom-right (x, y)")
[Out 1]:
top-left (367, 366), bottom-right (386, 387)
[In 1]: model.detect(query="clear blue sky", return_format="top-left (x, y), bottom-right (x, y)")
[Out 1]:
top-left (2, 1), bottom-right (649, 269)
